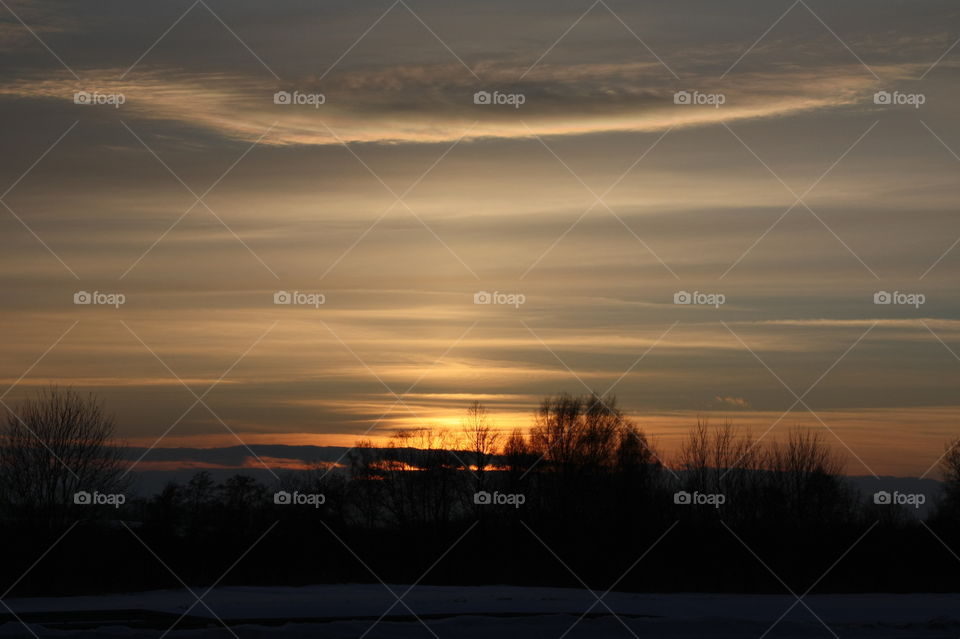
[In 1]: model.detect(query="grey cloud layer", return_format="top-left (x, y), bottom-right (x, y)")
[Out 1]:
top-left (1, 0), bottom-right (959, 475)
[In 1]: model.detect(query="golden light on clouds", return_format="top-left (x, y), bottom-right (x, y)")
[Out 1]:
top-left (2, 0), bottom-right (959, 479)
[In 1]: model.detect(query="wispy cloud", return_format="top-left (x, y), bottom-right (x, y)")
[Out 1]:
top-left (0, 62), bottom-right (909, 145)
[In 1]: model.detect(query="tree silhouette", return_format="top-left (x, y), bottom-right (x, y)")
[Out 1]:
top-left (0, 386), bottom-right (129, 528)
top-left (462, 400), bottom-right (500, 495)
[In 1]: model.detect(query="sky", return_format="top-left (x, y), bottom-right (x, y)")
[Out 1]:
top-left (1, 0), bottom-right (959, 477)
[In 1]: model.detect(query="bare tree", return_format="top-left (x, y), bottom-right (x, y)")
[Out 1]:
top-left (503, 428), bottom-right (534, 486)
top-left (461, 401), bottom-right (500, 493)
top-left (676, 419), bottom-right (756, 492)
top-left (674, 419), bottom-right (767, 522)
top-left (616, 423), bottom-right (659, 472)
top-left (529, 392), bottom-right (623, 473)
top-left (347, 439), bottom-right (386, 527)
top-left (763, 427), bottom-right (849, 520)
top-left (0, 387), bottom-right (130, 525)
top-left (381, 428), bottom-right (461, 527)
top-left (937, 438), bottom-right (960, 518)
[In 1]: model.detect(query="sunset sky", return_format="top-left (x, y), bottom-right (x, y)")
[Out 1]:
top-left (2, 0), bottom-right (959, 476)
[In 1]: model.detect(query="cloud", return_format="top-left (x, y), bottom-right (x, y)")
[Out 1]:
top-left (0, 61), bottom-right (908, 146)
top-left (713, 395), bottom-right (751, 409)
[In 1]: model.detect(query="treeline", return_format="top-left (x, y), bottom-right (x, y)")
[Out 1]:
top-left (1, 388), bottom-right (959, 596)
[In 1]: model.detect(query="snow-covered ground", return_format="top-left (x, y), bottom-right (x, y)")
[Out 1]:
top-left (4, 585), bottom-right (959, 637)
